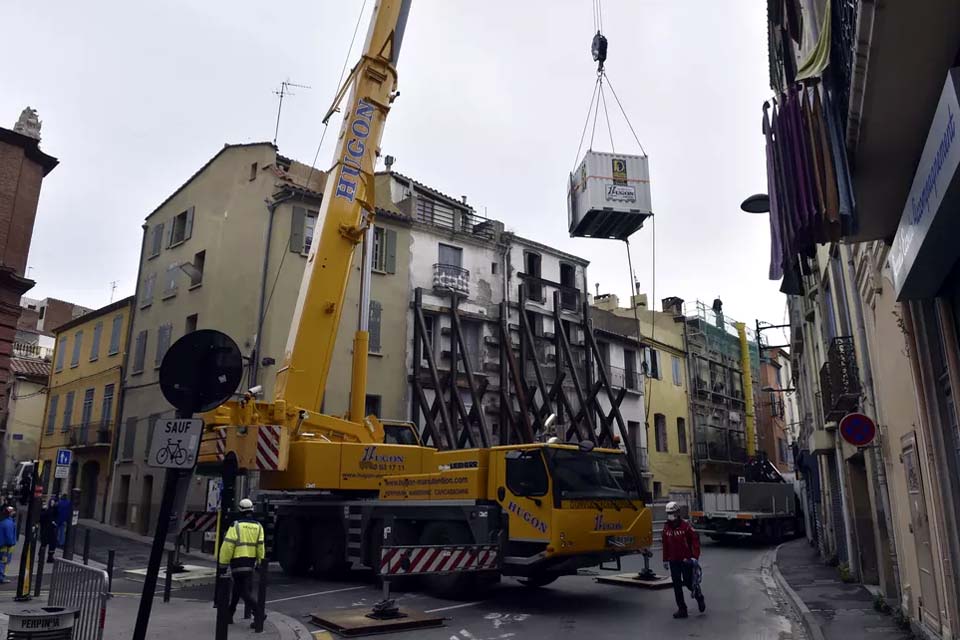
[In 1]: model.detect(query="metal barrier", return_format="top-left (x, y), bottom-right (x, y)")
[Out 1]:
top-left (47, 559), bottom-right (109, 640)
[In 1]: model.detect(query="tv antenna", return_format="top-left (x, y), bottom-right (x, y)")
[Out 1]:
top-left (273, 79), bottom-right (311, 146)
top-left (109, 280), bottom-right (118, 303)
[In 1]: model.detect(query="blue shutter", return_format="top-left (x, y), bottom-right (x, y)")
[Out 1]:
top-left (55, 338), bottom-right (66, 372)
top-left (71, 331), bottom-right (83, 367)
top-left (90, 322), bottom-right (102, 361)
top-left (46, 396), bottom-right (59, 434)
top-left (109, 315), bottom-right (123, 355)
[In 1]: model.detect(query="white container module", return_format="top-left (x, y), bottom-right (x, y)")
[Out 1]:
top-left (567, 151), bottom-right (653, 240)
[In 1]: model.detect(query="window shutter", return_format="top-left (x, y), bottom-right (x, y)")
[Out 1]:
top-left (46, 396), bottom-right (58, 434)
top-left (133, 330), bottom-right (147, 372)
top-left (184, 206), bottom-right (195, 241)
top-left (290, 206), bottom-right (305, 253)
top-left (152, 223), bottom-right (164, 256)
top-left (122, 416), bottom-right (137, 460)
top-left (369, 300), bottom-right (382, 353)
top-left (109, 315), bottom-right (123, 355)
top-left (166, 219), bottom-right (175, 248)
top-left (90, 322), bottom-right (102, 361)
top-left (385, 229), bottom-right (397, 274)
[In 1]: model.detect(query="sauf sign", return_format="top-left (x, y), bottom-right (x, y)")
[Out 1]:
top-left (889, 68), bottom-right (960, 299)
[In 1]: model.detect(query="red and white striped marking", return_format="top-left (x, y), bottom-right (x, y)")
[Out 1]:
top-left (379, 544), bottom-right (499, 576)
top-left (181, 511), bottom-right (218, 533)
top-left (256, 425), bottom-right (282, 470)
top-left (215, 429), bottom-right (226, 461)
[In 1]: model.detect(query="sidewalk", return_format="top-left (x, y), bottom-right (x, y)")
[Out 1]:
top-left (0, 592), bottom-right (310, 639)
top-left (774, 538), bottom-right (911, 640)
top-left (74, 519), bottom-right (216, 570)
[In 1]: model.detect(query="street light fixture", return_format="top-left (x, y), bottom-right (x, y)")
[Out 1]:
top-left (762, 385), bottom-right (796, 393)
top-left (740, 193), bottom-right (770, 214)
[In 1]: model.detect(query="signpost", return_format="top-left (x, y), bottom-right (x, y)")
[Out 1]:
top-left (839, 413), bottom-right (877, 448)
top-left (54, 449), bottom-right (71, 480)
top-left (131, 330), bottom-right (242, 640)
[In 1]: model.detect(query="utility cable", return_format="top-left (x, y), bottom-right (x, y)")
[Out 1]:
top-left (572, 76), bottom-right (601, 171)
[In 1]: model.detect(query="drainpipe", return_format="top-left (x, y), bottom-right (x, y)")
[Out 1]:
top-left (252, 193), bottom-right (293, 388)
top-left (842, 244), bottom-right (901, 596)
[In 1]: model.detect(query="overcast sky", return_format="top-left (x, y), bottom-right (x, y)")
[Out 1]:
top-left (2, 0), bottom-right (785, 330)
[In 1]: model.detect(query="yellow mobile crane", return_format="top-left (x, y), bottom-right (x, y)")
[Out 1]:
top-left (201, 0), bottom-right (652, 593)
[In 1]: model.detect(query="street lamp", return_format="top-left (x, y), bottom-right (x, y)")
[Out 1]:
top-left (762, 385), bottom-right (796, 393)
top-left (740, 193), bottom-right (770, 214)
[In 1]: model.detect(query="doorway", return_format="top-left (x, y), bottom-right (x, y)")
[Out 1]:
top-left (79, 460), bottom-right (100, 519)
top-left (847, 454), bottom-right (879, 584)
top-left (902, 433), bottom-right (941, 629)
top-left (115, 475), bottom-right (130, 527)
top-left (140, 475), bottom-right (154, 535)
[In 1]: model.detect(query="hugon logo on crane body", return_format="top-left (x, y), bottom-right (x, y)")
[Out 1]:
top-left (335, 99), bottom-right (376, 203)
top-left (507, 501), bottom-right (548, 534)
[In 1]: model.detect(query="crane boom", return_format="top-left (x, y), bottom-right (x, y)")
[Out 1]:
top-left (275, 0), bottom-right (411, 417)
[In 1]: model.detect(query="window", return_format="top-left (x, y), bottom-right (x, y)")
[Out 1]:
top-left (525, 251), bottom-right (543, 301)
top-left (368, 301), bottom-right (382, 354)
top-left (70, 330), bottom-right (82, 367)
top-left (289, 206), bottom-right (320, 254)
top-left (167, 207), bottom-right (194, 247)
top-left (365, 394), bottom-right (382, 418)
top-left (460, 319), bottom-right (482, 372)
top-left (90, 321), bottom-right (102, 362)
top-left (121, 416), bottom-right (137, 461)
top-left (371, 226), bottom-right (397, 273)
top-left (108, 315), bottom-right (123, 355)
top-left (249, 162), bottom-right (258, 181)
top-left (149, 223), bottom-right (164, 258)
top-left (46, 396), bottom-right (58, 435)
top-left (438, 243), bottom-right (463, 268)
top-left (597, 341), bottom-right (610, 373)
top-left (653, 481), bottom-right (662, 499)
top-left (185, 313), bottom-right (198, 333)
top-left (624, 348), bottom-right (637, 390)
top-left (55, 337), bottom-right (66, 372)
top-left (672, 355), bottom-right (682, 386)
top-left (505, 450), bottom-right (548, 497)
top-left (189, 250), bottom-right (205, 287)
top-left (38, 305), bottom-right (45, 320)
top-left (627, 420), bottom-right (641, 451)
top-left (80, 388), bottom-right (95, 428)
top-left (677, 417), bottom-right (688, 453)
top-left (132, 330), bottom-right (147, 373)
top-left (62, 391), bottom-right (75, 431)
top-left (525, 310), bottom-right (541, 338)
top-left (163, 263), bottom-right (179, 298)
top-left (101, 384), bottom-right (115, 424)
top-left (643, 347), bottom-right (660, 379)
top-left (155, 323), bottom-right (173, 367)
top-left (491, 262), bottom-right (498, 275)
top-left (145, 413), bottom-right (161, 459)
top-left (559, 262), bottom-right (578, 309)
top-left (777, 438), bottom-right (788, 465)
top-left (140, 273), bottom-right (156, 308)
top-left (654, 413), bottom-right (667, 452)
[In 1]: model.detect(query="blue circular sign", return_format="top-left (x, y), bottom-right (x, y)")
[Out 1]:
top-left (839, 413), bottom-right (876, 447)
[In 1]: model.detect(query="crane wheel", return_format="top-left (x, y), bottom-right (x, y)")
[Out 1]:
top-left (276, 516), bottom-right (311, 577)
top-left (419, 521), bottom-right (480, 599)
top-left (310, 520), bottom-right (347, 577)
top-left (517, 574), bottom-right (558, 588)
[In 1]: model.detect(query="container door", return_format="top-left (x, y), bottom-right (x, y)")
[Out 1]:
top-left (901, 433), bottom-right (941, 630)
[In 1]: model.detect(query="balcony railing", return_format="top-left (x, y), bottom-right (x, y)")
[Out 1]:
top-left (819, 336), bottom-right (860, 421)
top-left (607, 365), bottom-right (642, 391)
top-left (13, 342), bottom-right (53, 361)
top-left (829, 0), bottom-right (860, 132)
top-left (695, 426), bottom-right (747, 464)
top-left (414, 199), bottom-right (501, 240)
top-left (433, 263), bottom-right (470, 296)
top-left (519, 273), bottom-right (582, 310)
top-left (68, 422), bottom-right (114, 449)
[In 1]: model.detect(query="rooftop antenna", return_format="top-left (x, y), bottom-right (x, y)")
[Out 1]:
top-left (109, 280), bottom-right (118, 303)
top-left (273, 79), bottom-right (312, 146)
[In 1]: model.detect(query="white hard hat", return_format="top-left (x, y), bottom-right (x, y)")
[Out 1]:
top-left (665, 501), bottom-right (680, 514)
top-left (238, 498), bottom-right (254, 511)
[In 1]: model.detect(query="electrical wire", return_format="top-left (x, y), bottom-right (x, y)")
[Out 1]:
top-left (260, 0), bottom-right (369, 327)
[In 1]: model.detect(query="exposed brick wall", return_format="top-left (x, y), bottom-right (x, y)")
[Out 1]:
top-left (17, 306), bottom-right (38, 331)
top-left (41, 299), bottom-right (84, 333)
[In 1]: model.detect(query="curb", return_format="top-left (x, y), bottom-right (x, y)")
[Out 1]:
top-left (268, 610), bottom-right (314, 640)
top-left (771, 543), bottom-right (826, 640)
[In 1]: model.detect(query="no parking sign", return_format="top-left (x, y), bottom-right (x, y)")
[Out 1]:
top-left (839, 413), bottom-right (877, 447)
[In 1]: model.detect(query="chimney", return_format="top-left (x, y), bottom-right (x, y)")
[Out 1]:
top-left (593, 293), bottom-right (619, 311)
top-left (384, 155), bottom-right (395, 172)
top-left (461, 195), bottom-right (468, 204)
top-left (631, 294), bottom-right (648, 310)
top-left (662, 296), bottom-right (685, 317)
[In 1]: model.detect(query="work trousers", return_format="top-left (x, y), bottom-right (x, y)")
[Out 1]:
top-left (0, 545), bottom-right (12, 581)
top-left (669, 560), bottom-right (694, 611)
top-left (229, 570), bottom-right (258, 618)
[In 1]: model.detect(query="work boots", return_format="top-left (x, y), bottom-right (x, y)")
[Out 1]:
top-left (673, 609), bottom-right (688, 619)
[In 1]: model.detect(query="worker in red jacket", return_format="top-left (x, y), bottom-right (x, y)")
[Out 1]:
top-left (661, 501), bottom-right (705, 618)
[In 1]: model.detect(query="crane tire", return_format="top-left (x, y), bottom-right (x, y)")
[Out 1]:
top-left (419, 521), bottom-right (479, 599)
top-left (310, 520), bottom-right (347, 577)
top-left (276, 516), bottom-right (310, 576)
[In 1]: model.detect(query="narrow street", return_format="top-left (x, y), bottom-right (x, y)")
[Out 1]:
top-left (172, 541), bottom-right (804, 639)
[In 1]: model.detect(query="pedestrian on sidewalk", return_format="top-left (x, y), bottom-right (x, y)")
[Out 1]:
top-left (0, 506), bottom-right (17, 584)
top-left (662, 501), bottom-right (706, 619)
top-left (217, 498), bottom-right (265, 627)
top-left (39, 499), bottom-right (58, 562)
top-left (55, 494), bottom-right (71, 548)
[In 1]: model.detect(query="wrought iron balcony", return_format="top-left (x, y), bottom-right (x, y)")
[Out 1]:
top-left (607, 365), bottom-right (642, 392)
top-left (819, 336), bottom-right (861, 421)
top-left (519, 274), bottom-right (582, 310)
top-left (433, 263), bottom-right (470, 296)
top-left (68, 422), bottom-right (114, 449)
top-left (829, 0), bottom-right (860, 132)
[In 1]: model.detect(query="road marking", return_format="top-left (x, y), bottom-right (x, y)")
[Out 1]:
top-left (424, 601), bottom-right (482, 613)
top-left (267, 585), bottom-right (366, 604)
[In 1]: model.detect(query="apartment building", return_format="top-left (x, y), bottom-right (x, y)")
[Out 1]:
top-left (38, 296), bottom-right (133, 520)
top-left (0, 354), bottom-right (49, 485)
top-left (757, 347), bottom-right (793, 474)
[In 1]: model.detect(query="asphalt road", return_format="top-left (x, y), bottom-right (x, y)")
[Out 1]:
top-left (175, 539), bottom-right (807, 639)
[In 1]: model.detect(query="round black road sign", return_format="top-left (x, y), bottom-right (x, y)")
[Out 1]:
top-left (159, 329), bottom-right (243, 414)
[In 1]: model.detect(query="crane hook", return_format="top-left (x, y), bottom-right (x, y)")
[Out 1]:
top-left (591, 31), bottom-right (608, 73)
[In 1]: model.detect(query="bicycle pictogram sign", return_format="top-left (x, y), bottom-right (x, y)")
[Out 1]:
top-left (147, 418), bottom-right (204, 470)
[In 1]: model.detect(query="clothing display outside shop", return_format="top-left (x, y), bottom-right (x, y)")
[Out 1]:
top-left (763, 82), bottom-right (856, 294)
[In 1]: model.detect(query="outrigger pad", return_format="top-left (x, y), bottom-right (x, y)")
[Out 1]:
top-left (310, 608), bottom-right (445, 637)
top-left (595, 573), bottom-right (673, 589)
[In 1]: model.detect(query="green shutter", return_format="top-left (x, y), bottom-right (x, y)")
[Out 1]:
top-left (290, 206), bottom-right (305, 253)
top-left (369, 300), bottom-right (382, 353)
top-left (385, 229), bottom-right (397, 274)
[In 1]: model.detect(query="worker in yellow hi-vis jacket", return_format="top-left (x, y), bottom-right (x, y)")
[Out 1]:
top-left (218, 498), bottom-right (265, 626)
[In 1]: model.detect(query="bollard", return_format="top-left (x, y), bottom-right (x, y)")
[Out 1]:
top-left (254, 560), bottom-right (268, 633)
top-left (82, 529), bottom-right (91, 565)
top-left (215, 573), bottom-right (232, 640)
top-left (107, 550), bottom-right (115, 593)
top-left (163, 550), bottom-right (174, 603)
top-left (33, 545), bottom-right (45, 598)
